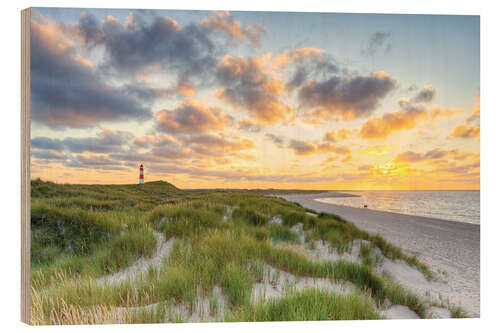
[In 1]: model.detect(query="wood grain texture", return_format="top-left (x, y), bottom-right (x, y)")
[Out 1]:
top-left (21, 7), bottom-right (31, 325)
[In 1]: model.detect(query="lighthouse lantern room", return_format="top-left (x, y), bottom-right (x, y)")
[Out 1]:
top-left (139, 164), bottom-right (144, 184)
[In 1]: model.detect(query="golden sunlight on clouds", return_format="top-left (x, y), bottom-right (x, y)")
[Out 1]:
top-left (449, 125), bottom-right (480, 139)
top-left (29, 10), bottom-right (479, 190)
top-left (360, 145), bottom-right (395, 156)
top-left (374, 161), bottom-right (398, 176)
top-left (273, 48), bottom-right (326, 68)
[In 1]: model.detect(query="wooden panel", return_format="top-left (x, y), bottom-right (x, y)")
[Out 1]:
top-left (21, 7), bottom-right (31, 325)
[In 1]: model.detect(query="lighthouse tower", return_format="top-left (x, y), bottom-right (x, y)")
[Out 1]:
top-left (139, 164), bottom-right (144, 184)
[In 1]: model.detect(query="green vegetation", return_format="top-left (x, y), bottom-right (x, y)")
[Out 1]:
top-left (229, 289), bottom-right (381, 321)
top-left (31, 179), bottom-right (440, 325)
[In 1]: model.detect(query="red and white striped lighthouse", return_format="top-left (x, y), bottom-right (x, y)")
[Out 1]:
top-left (139, 164), bottom-right (144, 184)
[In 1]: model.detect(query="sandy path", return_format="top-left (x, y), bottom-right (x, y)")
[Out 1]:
top-left (97, 231), bottom-right (176, 285)
top-left (281, 193), bottom-right (480, 317)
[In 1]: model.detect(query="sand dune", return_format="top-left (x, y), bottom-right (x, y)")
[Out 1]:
top-left (281, 192), bottom-right (480, 317)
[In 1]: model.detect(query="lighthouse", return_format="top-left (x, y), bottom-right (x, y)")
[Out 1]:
top-left (139, 164), bottom-right (144, 184)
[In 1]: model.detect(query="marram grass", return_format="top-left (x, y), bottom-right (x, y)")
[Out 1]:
top-left (30, 179), bottom-right (440, 324)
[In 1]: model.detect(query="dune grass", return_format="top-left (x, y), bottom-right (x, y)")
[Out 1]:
top-left (228, 289), bottom-right (381, 321)
top-left (30, 179), bottom-right (437, 324)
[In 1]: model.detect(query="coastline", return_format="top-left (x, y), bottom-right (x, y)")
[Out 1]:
top-left (280, 192), bottom-right (480, 317)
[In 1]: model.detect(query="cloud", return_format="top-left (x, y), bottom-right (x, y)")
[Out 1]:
top-left (64, 154), bottom-right (125, 170)
top-left (99, 130), bottom-right (255, 169)
top-left (362, 32), bottom-right (392, 56)
top-left (273, 48), bottom-right (326, 68)
top-left (447, 95), bottom-right (480, 139)
top-left (288, 140), bottom-right (350, 156)
top-left (423, 148), bottom-right (448, 159)
top-left (64, 129), bottom-right (132, 153)
top-left (274, 48), bottom-right (339, 90)
top-left (151, 145), bottom-right (192, 159)
top-left (31, 150), bottom-right (67, 160)
top-left (298, 71), bottom-right (397, 122)
top-left (124, 81), bottom-right (196, 101)
top-left (398, 85), bottom-right (436, 107)
top-left (360, 105), bottom-right (427, 139)
top-left (395, 149), bottom-right (479, 170)
top-left (467, 94), bottom-right (480, 125)
top-left (201, 11), bottom-right (265, 44)
top-left (30, 15), bottom-right (152, 128)
top-left (360, 145), bottom-right (395, 155)
top-left (186, 134), bottom-right (254, 156)
top-left (156, 100), bottom-right (232, 133)
top-left (108, 150), bottom-right (168, 164)
top-left (77, 12), bottom-right (218, 82)
top-left (439, 161), bottom-right (480, 174)
top-left (394, 151), bottom-right (422, 163)
top-left (395, 148), bottom-right (448, 163)
top-left (358, 165), bottom-right (371, 171)
top-left (335, 146), bottom-right (351, 155)
top-left (323, 128), bottom-right (356, 142)
top-left (132, 133), bottom-right (178, 148)
top-left (287, 66), bottom-right (309, 90)
top-left (429, 107), bottom-right (463, 119)
top-left (322, 156), bottom-right (338, 164)
top-left (31, 137), bottom-right (65, 150)
top-left (449, 124), bottom-right (480, 139)
top-left (32, 129), bottom-right (132, 155)
top-left (323, 131), bottom-right (337, 143)
top-left (289, 140), bottom-right (316, 155)
top-left (449, 149), bottom-right (478, 161)
top-left (74, 154), bottom-right (123, 166)
top-left (149, 162), bottom-right (337, 183)
top-left (341, 155), bottom-right (353, 163)
top-left (216, 55), bottom-right (296, 125)
top-left (413, 85), bottom-right (436, 103)
top-left (265, 133), bottom-right (285, 147)
top-left (359, 86), bottom-right (462, 139)
top-left (238, 118), bottom-right (261, 133)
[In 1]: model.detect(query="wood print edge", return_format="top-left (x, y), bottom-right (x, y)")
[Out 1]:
top-left (21, 7), bottom-right (31, 325)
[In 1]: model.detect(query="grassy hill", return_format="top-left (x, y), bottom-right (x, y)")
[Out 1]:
top-left (30, 179), bottom-right (447, 325)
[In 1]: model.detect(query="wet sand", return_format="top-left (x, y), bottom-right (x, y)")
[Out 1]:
top-left (281, 192), bottom-right (480, 317)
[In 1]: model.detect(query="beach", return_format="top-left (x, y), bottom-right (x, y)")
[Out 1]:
top-left (281, 192), bottom-right (480, 317)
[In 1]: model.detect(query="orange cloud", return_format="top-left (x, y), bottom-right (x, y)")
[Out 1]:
top-left (467, 94), bottom-right (480, 124)
top-left (449, 149), bottom-right (479, 161)
top-left (216, 55), bottom-right (295, 125)
top-left (360, 106), bottom-right (427, 139)
top-left (342, 155), bottom-right (352, 163)
top-left (289, 140), bottom-right (350, 156)
top-left (323, 128), bottom-right (357, 142)
top-left (156, 100), bottom-right (231, 133)
top-left (449, 124), bottom-right (480, 139)
top-left (238, 118), bottom-right (261, 132)
top-left (395, 148), bottom-right (448, 163)
top-left (188, 134), bottom-right (254, 156)
top-left (175, 82), bottom-right (196, 97)
top-left (322, 156), bottom-right (338, 164)
top-left (429, 107), bottom-right (463, 119)
top-left (202, 11), bottom-right (265, 44)
top-left (133, 133), bottom-right (178, 147)
top-left (360, 145), bottom-right (395, 155)
top-left (273, 47), bottom-right (326, 67)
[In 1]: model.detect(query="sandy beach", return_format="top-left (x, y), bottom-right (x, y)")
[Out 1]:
top-left (281, 192), bottom-right (480, 317)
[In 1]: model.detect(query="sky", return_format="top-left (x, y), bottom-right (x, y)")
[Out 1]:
top-left (29, 7), bottom-right (480, 190)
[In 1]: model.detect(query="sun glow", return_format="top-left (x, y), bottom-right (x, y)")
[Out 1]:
top-left (376, 161), bottom-right (397, 175)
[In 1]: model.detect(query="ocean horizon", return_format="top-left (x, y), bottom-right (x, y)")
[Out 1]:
top-left (315, 190), bottom-right (480, 225)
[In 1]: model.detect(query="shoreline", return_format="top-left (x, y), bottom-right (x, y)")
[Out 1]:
top-left (280, 192), bottom-right (480, 317)
top-left (308, 191), bottom-right (478, 226)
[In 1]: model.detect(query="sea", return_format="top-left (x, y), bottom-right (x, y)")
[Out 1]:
top-left (315, 190), bottom-right (480, 224)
